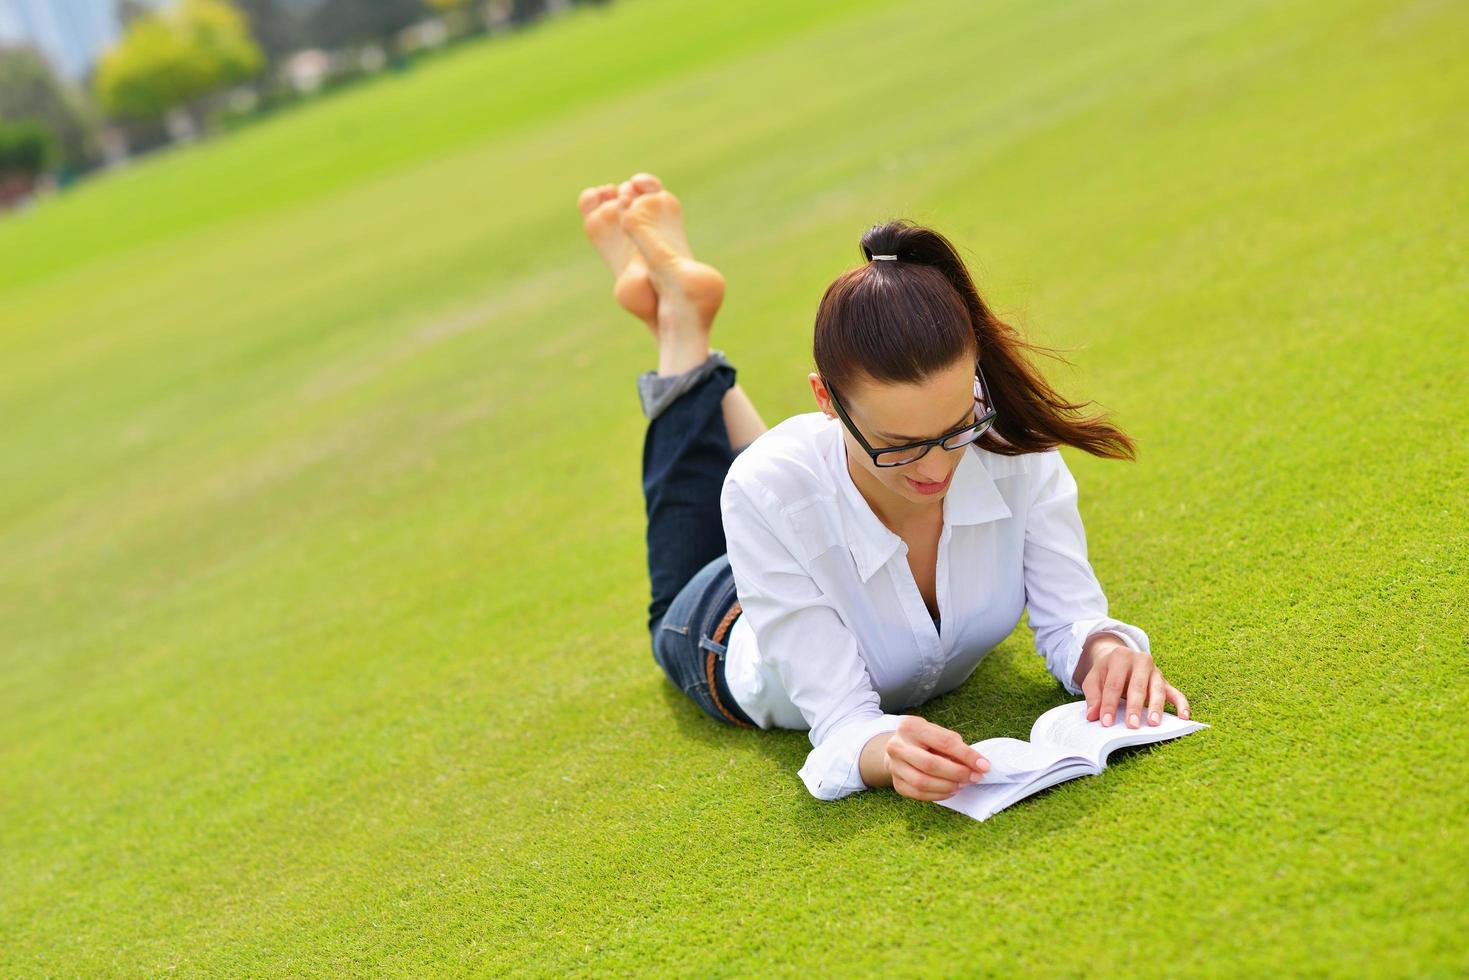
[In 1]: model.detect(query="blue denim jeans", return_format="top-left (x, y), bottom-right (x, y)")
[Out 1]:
top-left (642, 358), bottom-right (757, 728)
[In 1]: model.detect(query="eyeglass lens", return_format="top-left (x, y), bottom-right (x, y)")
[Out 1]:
top-left (846, 374), bottom-right (993, 467)
top-left (873, 416), bottom-right (992, 466)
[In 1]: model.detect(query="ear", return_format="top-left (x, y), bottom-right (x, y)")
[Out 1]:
top-left (808, 372), bottom-right (835, 419)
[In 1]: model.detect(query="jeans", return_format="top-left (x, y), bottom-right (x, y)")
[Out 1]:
top-left (642, 357), bottom-right (757, 728)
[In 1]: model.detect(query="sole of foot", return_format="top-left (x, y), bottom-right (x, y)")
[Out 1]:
top-left (578, 179), bottom-right (658, 333)
top-left (617, 179), bottom-right (725, 329)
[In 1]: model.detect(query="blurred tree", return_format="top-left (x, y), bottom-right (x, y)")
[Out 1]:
top-left (0, 120), bottom-right (58, 176)
top-left (0, 118), bottom-right (58, 205)
top-left (95, 0), bottom-right (265, 121)
top-left (231, 0), bottom-right (311, 65)
top-left (423, 0), bottom-right (480, 40)
top-left (306, 0), bottom-right (429, 54)
top-left (0, 46), bottom-right (97, 170)
top-left (511, 0), bottom-right (546, 25)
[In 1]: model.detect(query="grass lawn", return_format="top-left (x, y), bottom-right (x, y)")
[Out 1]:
top-left (1, 0), bottom-right (1465, 973)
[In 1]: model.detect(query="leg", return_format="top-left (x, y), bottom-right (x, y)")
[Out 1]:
top-left (638, 354), bottom-right (758, 731)
top-left (640, 356), bottom-right (738, 633)
top-left (614, 179), bottom-right (766, 630)
top-left (653, 326), bottom-right (766, 453)
top-left (578, 173), bottom-right (763, 728)
top-left (721, 381), bottom-right (768, 454)
top-left (650, 551), bottom-right (756, 728)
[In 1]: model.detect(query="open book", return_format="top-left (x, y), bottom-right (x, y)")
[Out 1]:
top-left (935, 699), bottom-right (1207, 822)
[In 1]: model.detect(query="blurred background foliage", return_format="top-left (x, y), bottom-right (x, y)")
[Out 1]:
top-left (0, 0), bottom-right (609, 201)
top-left (95, 0), bottom-right (264, 122)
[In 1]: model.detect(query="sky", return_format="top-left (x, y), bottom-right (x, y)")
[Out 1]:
top-left (0, 0), bottom-right (163, 79)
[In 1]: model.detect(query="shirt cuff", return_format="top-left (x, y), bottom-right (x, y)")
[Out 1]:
top-left (1060, 619), bottom-right (1152, 695)
top-left (797, 713), bottom-right (905, 801)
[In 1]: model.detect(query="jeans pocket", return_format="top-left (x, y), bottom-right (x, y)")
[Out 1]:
top-left (696, 578), bottom-right (739, 646)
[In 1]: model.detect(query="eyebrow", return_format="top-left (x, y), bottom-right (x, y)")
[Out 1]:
top-left (875, 404), bottom-right (975, 443)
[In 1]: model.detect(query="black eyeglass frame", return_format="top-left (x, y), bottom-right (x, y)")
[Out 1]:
top-left (824, 359), bottom-right (999, 468)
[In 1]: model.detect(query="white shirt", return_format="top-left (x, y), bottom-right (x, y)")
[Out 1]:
top-left (718, 411), bottom-right (1148, 802)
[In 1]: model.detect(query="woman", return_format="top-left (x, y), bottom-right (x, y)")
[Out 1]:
top-left (578, 172), bottom-right (1191, 804)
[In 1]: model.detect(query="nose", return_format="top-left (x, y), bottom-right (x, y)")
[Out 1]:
top-left (911, 458), bottom-right (953, 485)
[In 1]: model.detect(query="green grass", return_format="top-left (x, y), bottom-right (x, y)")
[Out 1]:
top-left (2, 0), bottom-right (1466, 973)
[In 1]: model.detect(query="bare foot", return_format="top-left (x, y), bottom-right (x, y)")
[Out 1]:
top-left (578, 180), bottom-right (658, 335)
top-left (590, 174), bottom-right (765, 443)
top-left (618, 177), bottom-right (726, 375)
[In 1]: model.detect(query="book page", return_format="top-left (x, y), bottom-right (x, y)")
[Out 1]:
top-left (935, 734), bottom-right (1098, 823)
top-left (936, 701), bottom-right (1209, 823)
top-left (1029, 698), bottom-right (1207, 769)
top-left (969, 736), bottom-right (1086, 784)
top-left (936, 759), bottom-right (1096, 822)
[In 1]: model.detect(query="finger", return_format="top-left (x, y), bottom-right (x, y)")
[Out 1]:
top-left (1146, 670), bottom-right (1166, 726)
top-left (1082, 668), bottom-right (1103, 721)
top-left (890, 757), bottom-right (961, 800)
top-left (1100, 658), bottom-right (1128, 726)
top-left (1166, 683), bottom-right (1192, 720)
top-left (1124, 653), bottom-right (1152, 728)
top-left (891, 739), bottom-right (976, 785)
top-left (917, 721), bottom-right (989, 774)
top-left (889, 758), bottom-right (937, 801)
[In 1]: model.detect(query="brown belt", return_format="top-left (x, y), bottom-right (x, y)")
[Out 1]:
top-left (705, 600), bottom-right (754, 728)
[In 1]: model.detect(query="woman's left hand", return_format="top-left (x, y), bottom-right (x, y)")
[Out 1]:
top-left (1081, 640), bottom-right (1191, 728)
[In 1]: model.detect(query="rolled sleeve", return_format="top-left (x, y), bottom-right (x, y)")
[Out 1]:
top-left (1022, 449), bottom-right (1150, 696)
top-left (798, 712), bottom-right (904, 801)
top-left (722, 476), bottom-right (903, 801)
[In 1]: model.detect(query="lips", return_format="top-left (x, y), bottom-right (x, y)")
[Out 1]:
top-left (906, 471), bottom-right (952, 495)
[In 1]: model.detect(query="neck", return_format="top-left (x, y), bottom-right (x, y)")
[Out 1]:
top-left (846, 451), bottom-right (940, 533)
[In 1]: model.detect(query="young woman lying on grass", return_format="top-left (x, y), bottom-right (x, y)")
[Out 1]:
top-left (577, 172), bottom-right (1192, 803)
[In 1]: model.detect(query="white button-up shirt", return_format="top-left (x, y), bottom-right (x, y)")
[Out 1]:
top-left (718, 411), bottom-right (1148, 801)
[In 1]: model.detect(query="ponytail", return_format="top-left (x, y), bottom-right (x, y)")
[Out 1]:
top-left (814, 218), bottom-right (1136, 461)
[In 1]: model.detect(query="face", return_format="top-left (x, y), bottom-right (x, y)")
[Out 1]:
top-left (809, 354), bottom-right (979, 512)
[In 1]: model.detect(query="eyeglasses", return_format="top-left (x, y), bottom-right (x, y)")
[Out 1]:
top-left (825, 360), bottom-right (998, 467)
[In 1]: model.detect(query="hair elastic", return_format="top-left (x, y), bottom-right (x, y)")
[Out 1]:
top-left (870, 253), bottom-right (898, 261)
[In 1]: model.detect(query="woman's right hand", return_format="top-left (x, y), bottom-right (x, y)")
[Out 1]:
top-left (885, 715), bottom-right (989, 801)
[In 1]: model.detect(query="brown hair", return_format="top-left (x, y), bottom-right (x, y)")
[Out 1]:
top-left (812, 218), bottom-right (1136, 460)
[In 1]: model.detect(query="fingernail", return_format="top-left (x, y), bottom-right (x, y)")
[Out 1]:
top-left (1150, 712), bottom-right (1160, 724)
top-left (1102, 712), bottom-right (1112, 726)
top-left (1128, 713), bottom-right (1138, 727)
top-left (1182, 709), bottom-right (1190, 719)
top-left (969, 771), bottom-right (982, 782)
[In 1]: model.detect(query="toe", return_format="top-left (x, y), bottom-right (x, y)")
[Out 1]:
top-left (576, 186), bottom-right (604, 215)
top-left (648, 188), bottom-right (681, 215)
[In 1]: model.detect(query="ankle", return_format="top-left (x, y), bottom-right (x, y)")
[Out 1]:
top-left (655, 324), bottom-right (712, 376)
top-left (657, 344), bottom-right (713, 376)
top-left (638, 350), bottom-right (733, 420)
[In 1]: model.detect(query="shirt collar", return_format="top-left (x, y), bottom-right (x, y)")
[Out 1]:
top-left (824, 418), bottom-right (1013, 583)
